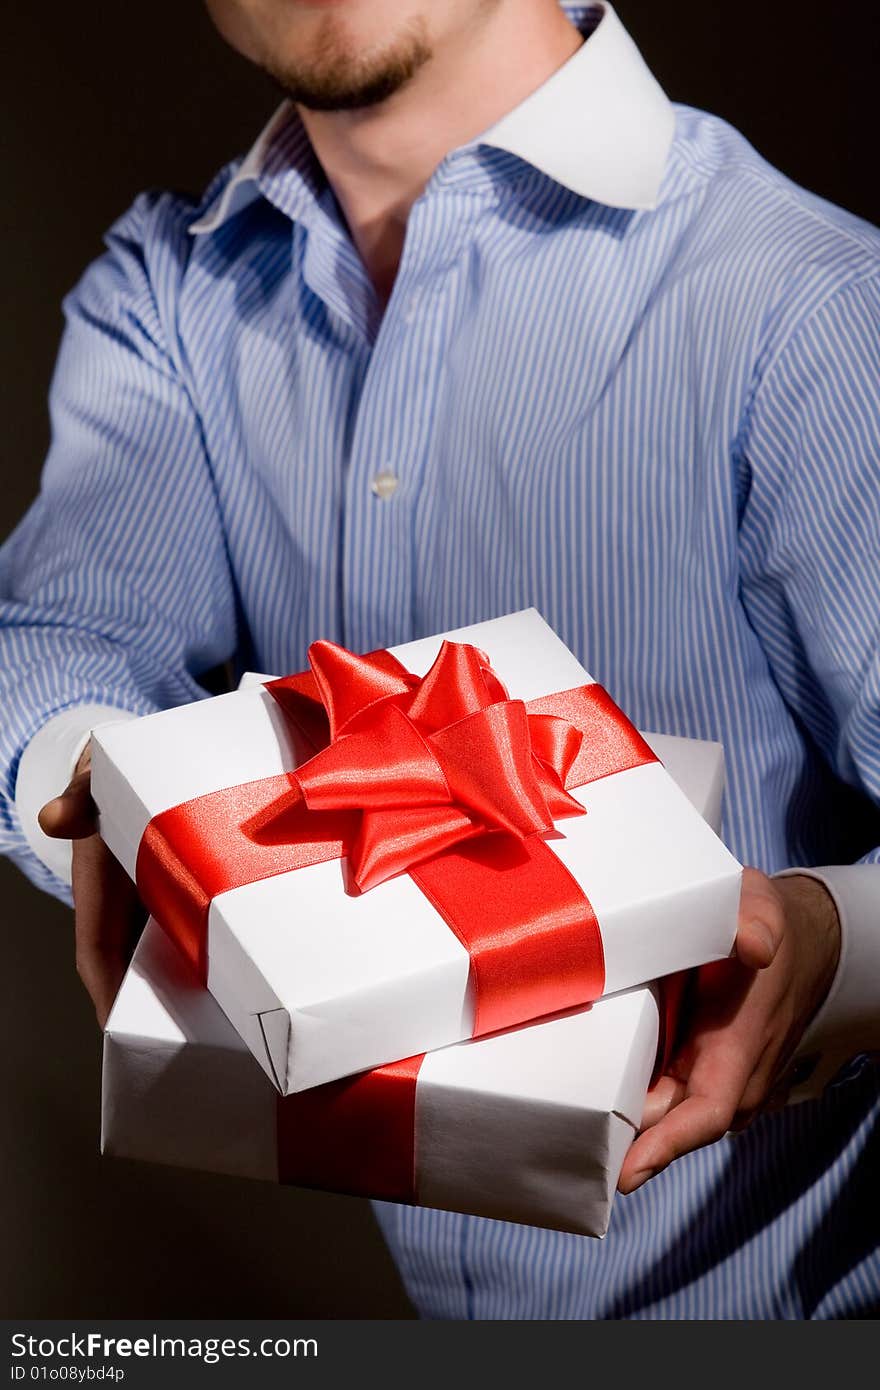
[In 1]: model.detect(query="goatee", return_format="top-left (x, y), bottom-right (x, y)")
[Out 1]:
top-left (261, 16), bottom-right (432, 111)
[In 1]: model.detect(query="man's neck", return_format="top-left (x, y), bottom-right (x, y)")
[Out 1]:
top-left (297, 1), bottom-right (583, 308)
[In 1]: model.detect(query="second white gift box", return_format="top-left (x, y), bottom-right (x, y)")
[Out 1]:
top-left (91, 609), bottom-right (741, 1094)
top-left (102, 920), bottom-right (662, 1239)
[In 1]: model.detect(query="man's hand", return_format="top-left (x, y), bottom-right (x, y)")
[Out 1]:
top-left (618, 868), bottom-right (841, 1194)
top-left (38, 740), bottom-right (145, 1028)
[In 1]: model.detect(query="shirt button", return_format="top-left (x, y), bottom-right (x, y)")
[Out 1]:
top-left (403, 296), bottom-right (419, 325)
top-left (371, 469), bottom-right (400, 500)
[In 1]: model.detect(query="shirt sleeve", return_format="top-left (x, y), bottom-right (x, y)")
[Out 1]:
top-left (737, 270), bottom-right (880, 1088)
top-left (13, 704), bottom-right (137, 892)
top-left (773, 864), bottom-right (880, 1100)
top-left (0, 192), bottom-right (238, 903)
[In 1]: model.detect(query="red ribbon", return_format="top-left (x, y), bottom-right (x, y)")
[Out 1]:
top-left (277, 1054), bottom-right (422, 1202)
top-left (137, 639), bottom-right (657, 1038)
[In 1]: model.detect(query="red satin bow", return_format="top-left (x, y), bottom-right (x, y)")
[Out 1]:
top-left (260, 639), bottom-right (586, 894)
top-left (137, 637), bottom-right (657, 1038)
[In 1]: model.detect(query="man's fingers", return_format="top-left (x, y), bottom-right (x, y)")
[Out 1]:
top-left (74, 945), bottom-right (130, 1029)
top-left (619, 867), bottom-right (833, 1192)
top-left (734, 868), bottom-right (786, 970)
top-left (618, 1092), bottom-right (737, 1193)
top-left (72, 835), bottom-right (145, 1027)
top-left (38, 768), bottom-right (97, 840)
top-left (620, 993), bottom-right (769, 1192)
top-left (640, 1072), bottom-right (687, 1130)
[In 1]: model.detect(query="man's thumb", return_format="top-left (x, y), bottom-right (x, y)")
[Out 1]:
top-left (38, 767), bottom-right (97, 840)
top-left (735, 868), bottom-right (786, 970)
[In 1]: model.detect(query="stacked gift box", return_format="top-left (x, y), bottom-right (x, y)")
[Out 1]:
top-left (96, 610), bottom-right (741, 1237)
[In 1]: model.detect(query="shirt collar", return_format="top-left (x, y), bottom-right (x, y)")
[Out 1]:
top-left (189, 2), bottom-right (673, 236)
top-left (480, 3), bottom-right (673, 210)
top-left (189, 104), bottom-right (298, 236)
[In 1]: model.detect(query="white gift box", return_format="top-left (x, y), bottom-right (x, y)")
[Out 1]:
top-left (102, 922), bottom-right (659, 1238)
top-left (101, 732), bottom-right (725, 1238)
top-left (91, 609), bottom-right (741, 1095)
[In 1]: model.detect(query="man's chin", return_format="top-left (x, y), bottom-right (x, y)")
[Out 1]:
top-left (272, 63), bottom-right (426, 111)
top-left (261, 17), bottom-right (432, 113)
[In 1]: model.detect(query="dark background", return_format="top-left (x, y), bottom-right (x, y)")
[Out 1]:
top-left (2, 2), bottom-right (878, 1317)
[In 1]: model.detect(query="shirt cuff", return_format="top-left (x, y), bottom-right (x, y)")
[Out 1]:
top-left (14, 704), bottom-right (138, 887)
top-left (773, 864), bottom-right (880, 1100)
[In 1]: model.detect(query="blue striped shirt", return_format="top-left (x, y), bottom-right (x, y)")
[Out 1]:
top-left (2, 4), bottom-right (879, 1318)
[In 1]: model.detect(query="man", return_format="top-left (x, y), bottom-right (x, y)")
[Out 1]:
top-left (1, 0), bottom-right (878, 1318)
